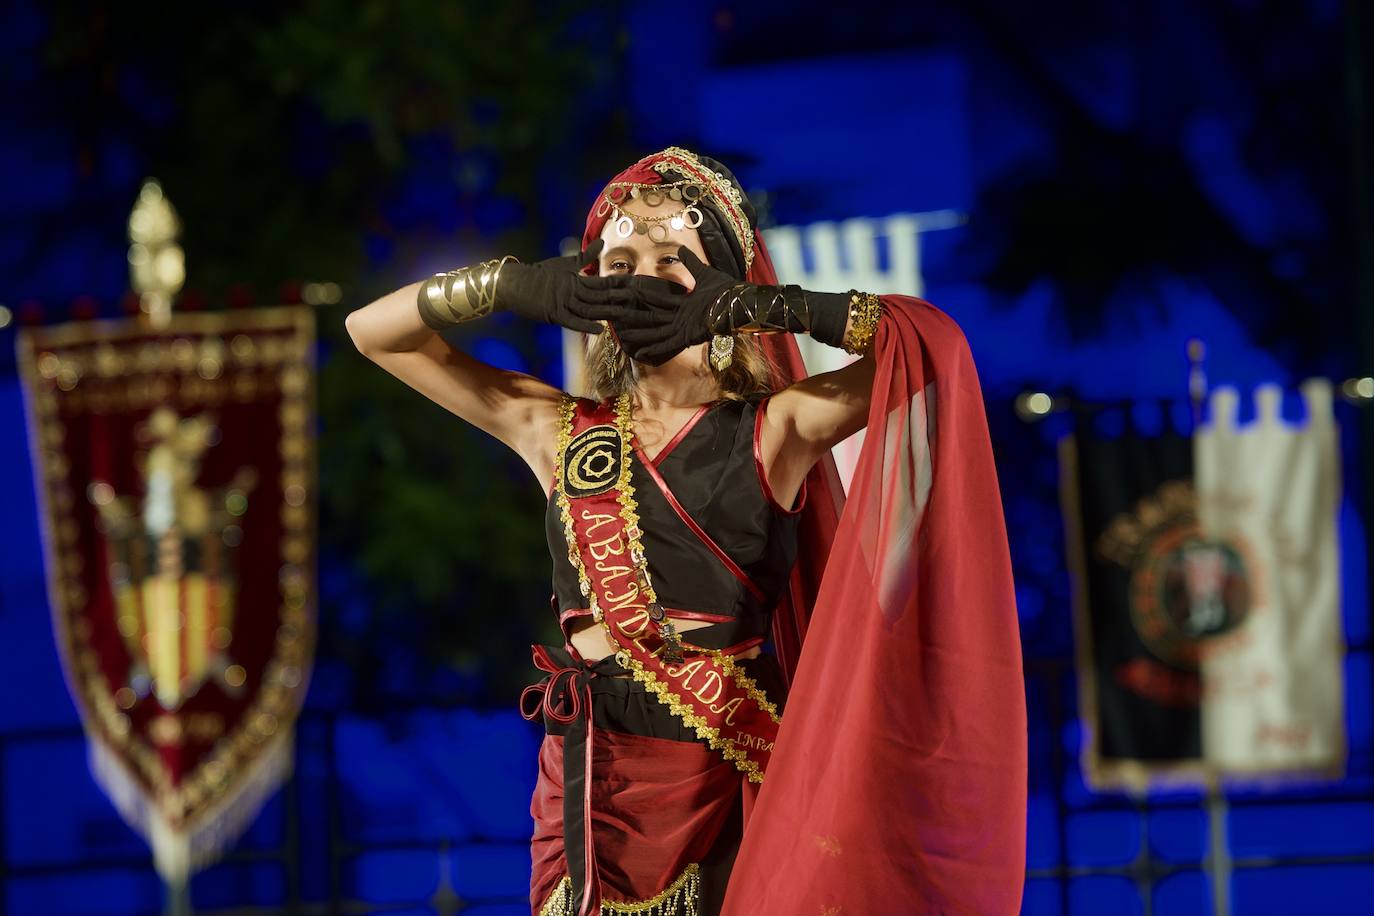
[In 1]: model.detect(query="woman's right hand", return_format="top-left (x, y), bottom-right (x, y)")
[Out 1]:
top-left (494, 238), bottom-right (628, 334)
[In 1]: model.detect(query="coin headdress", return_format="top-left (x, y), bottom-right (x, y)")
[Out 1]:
top-left (581, 146), bottom-right (757, 281)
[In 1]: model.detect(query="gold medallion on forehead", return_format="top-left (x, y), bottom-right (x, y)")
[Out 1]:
top-left (562, 424), bottom-right (623, 498)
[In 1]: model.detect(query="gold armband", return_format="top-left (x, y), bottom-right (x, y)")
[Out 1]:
top-left (416, 255), bottom-right (516, 329)
top-left (841, 291), bottom-right (883, 355)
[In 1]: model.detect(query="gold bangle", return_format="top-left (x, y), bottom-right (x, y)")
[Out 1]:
top-left (416, 255), bottom-right (517, 328)
top-left (841, 291), bottom-right (883, 355)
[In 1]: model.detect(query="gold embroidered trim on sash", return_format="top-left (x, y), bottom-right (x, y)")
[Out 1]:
top-left (702, 647), bottom-right (780, 722)
top-left (539, 862), bottom-right (701, 916)
top-left (553, 394), bottom-right (779, 783)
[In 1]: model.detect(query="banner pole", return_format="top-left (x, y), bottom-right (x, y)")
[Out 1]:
top-left (1204, 772), bottom-right (1232, 916)
top-left (1126, 783), bottom-right (1154, 916)
top-left (1343, 0), bottom-right (1374, 830)
top-left (1186, 337), bottom-right (1207, 428)
top-left (163, 875), bottom-right (191, 916)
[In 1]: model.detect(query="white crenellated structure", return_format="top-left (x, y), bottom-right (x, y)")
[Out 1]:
top-left (1193, 378), bottom-right (1345, 777)
top-left (760, 210), bottom-right (961, 489)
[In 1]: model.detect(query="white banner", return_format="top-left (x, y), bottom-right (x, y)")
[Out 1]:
top-left (1193, 379), bottom-right (1345, 775)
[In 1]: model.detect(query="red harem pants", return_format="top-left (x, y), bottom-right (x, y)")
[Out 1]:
top-left (520, 644), bottom-right (783, 915)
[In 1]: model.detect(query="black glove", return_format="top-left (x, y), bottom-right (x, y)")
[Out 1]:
top-left (491, 238), bottom-right (615, 334)
top-left (567, 246), bottom-right (852, 365)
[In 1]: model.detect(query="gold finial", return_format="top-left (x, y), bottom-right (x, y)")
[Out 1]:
top-left (127, 178), bottom-right (185, 328)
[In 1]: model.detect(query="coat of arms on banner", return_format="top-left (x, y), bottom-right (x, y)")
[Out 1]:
top-left (16, 307), bottom-right (316, 881)
top-left (1061, 380), bottom-right (1345, 789)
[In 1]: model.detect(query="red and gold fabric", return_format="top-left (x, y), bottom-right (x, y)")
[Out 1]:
top-left (524, 393), bottom-right (788, 915)
top-left (523, 643), bottom-right (766, 916)
top-left (15, 307), bottom-right (317, 883)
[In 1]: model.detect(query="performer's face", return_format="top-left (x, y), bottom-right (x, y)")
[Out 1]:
top-left (596, 195), bottom-right (712, 290)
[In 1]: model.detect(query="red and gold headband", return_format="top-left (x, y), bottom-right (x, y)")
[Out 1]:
top-left (588, 146), bottom-right (755, 272)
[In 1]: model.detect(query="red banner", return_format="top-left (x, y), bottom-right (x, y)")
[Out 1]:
top-left (16, 307), bottom-right (317, 882)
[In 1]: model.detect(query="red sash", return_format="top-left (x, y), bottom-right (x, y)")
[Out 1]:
top-left (553, 393), bottom-right (780, 782)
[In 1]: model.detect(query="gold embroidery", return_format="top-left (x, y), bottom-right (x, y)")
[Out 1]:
top-left (815, 834), bottom-right (844, 857)
top-left (556, 398), bottom-right (597, 606)
top-left (703, 648), bottom-right (781, 723)
top-left (539, 862), bottom-right (702, 915)
top-left (607, 394), bottom-right (685, 662)
top-left (538, 876), bottom-right (571, 916)
top-left (564, 424), bottom-right (622, 496)
top-left (841, 291), bottom-right (883, 356)
top-left (649, 147), bottom-right (754, 273)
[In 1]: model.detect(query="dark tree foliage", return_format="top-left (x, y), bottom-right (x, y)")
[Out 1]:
top-left (37, 0), bottom-right (637, 705)
top-left (953, 0), bottom-right (1352, 376)
top-left (714, 0), bottom-right (1355, 377)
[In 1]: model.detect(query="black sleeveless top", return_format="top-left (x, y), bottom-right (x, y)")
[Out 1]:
top-left (545, 393), bottom-right (805, 651)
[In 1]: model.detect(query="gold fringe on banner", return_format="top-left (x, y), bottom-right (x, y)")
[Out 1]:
top-left (89, 727), bottom-right (295, 882)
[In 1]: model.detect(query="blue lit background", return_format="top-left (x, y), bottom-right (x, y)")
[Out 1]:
top-left (1, 1), bottom-right (1369, 913)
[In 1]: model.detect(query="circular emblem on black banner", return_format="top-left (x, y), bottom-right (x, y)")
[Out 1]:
top-left (563, 424), bottom-right (623, 498)
top-left (1130, 521), bottom-right (1257, 668)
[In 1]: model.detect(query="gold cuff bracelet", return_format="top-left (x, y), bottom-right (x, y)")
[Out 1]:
top-left (417, 255), bottom-right (517, 329)
top-left (841, 291), bottom-right (883, 356)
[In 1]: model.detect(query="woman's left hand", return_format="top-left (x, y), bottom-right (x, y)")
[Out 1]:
top-left (568, 247), bottom-right (746, 366)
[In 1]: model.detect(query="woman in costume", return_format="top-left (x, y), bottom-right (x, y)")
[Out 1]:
top-left (346, 147), bottom-right (1027, 915)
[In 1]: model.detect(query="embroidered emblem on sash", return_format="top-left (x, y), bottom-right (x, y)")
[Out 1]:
top-left (562, 424), bottom-right (621, 498)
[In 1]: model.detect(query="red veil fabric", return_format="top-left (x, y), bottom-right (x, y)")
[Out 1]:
top-left (740, 236), bottom-right (1028, 915)
top-left (582, 181), bottom-right (1027, 914)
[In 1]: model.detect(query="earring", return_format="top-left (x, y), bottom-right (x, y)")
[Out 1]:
top-left (709, 334), bottom-right (734, 371)
top-left (603, 329), bottom-right (623, 376)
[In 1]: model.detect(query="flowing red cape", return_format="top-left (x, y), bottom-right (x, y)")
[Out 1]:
top-left (740, 306), bottom-right (1029, 916)
top-left (584, 194), bottom-right (1027, 914)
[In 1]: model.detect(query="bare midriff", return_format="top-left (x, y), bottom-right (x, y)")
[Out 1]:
top-left (567, 615), bottom-right (762, 671)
